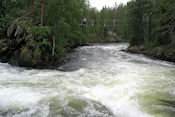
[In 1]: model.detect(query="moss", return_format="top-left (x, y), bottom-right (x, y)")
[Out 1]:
top-left (19, 47), bottom-right (33, 65)
top-left (162, 44), bottom-right (175, 57)
top-left (0, 39), bottom-right (13, 54)
top-left (0, 47), bottom-right (8, 53)
top-left (33, 48), bottom-right (41, 59)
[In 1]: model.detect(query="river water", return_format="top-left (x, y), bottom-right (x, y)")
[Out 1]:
top-left (0, 43), bottom-right (175, 117)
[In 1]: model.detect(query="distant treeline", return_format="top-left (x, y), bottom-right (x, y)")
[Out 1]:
top-left (86, 0), bottom-right (175, 47)
top-left (87, 0), bottom-right (175, 61)
top-left (126, 0), bottom-right (175, 47)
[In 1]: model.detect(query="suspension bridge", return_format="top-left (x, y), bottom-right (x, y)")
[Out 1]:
top-left (81, 19), bottom-right (128, 27)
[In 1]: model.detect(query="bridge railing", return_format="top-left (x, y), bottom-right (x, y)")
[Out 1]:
top-left (81, 19), bottom-right (128, 27)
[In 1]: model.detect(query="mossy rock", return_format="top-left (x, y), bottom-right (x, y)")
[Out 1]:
top-left (155, 47), bottom-right (163, 57)
top-left (20, 47), bottom-right (32, 61)
top-left (0, 39), bottom-right (13, 54)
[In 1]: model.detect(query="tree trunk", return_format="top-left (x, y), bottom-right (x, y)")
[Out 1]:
top-left (41, 0), bottom-right (46, 26)
top-left (52, 36), bottom-right (55, 56)
top-left (146, 15), bottom-right (149, 43)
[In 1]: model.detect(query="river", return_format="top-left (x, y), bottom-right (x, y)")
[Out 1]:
top-left (0, 43), bottom-right (175, 117)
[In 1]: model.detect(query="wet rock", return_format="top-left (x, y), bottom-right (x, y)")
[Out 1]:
top-left (7, 22), bottom-right (17, 37)
top-left (139, 45), bottom-right (145, 51)
top-left (8, 50), bottom-right (20, 66)
top-left (155, 47), bottom-right (163, 57)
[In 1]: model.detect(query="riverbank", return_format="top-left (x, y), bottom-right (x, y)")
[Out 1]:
top-left (126, 45), bottom-right (175, 63)
top-left (87, 36), bottom-right (125, 43)
top-left (0, 38), bottom-right (89, 69)
top-left (0, 34), bottom-right (122, 69)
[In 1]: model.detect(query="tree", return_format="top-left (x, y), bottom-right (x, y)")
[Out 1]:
top-left (41, 0), bottom-right (46, 26)
top-left (152, 0), bottom-right (175, 46)
top-left (126, 0), bottom-right (153, 45)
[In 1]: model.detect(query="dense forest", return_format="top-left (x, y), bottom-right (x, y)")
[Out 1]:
top-left (0, 0), bottom-right (175, 68)
top-left (85, 0), bottom-right (175, 62)
top-left (125, 0), bottom-right (175, 62)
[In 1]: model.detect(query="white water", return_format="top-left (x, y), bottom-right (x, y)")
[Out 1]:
top-left (0, 43), bottom-right (175, 117)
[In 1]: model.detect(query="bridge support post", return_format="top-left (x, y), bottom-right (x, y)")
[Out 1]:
top-left (104, 19), bottom-right (106, 27)
top-left (114, 19), bottom-right (116, 26)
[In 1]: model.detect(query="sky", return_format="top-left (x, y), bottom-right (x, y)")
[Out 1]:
top-left (89, 0), bottom-right (130, 10)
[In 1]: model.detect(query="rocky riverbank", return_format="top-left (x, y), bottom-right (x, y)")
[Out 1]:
top-left (126, 45), bottom-right (175, 63)
top-left (0, 36), bottom-right (89, 69)
top-left (0, 39), bottom-right (61, 69)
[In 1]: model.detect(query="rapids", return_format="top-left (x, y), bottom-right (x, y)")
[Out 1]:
top-left (0, 43), bottom-right (175, 117)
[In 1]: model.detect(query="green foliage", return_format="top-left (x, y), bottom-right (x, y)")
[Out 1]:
top-left (44, 0), bottom-right (88, 54)
top-left (0, 15), bottom-right (11, 36)
top-left (162, 44), bottom-right (175, 56)
top-left (25, 34), bottom-right (34, 41)
top-left (0, 0), bottom-right (36, 37)
top-left (25, 25), bottom-right (51, 41)
top-left (19, 20), bottom-right (53, 57)
top-left (32, 26), bottom-right (52, 38)
top-left (152, 0), bottom-right (175, 46)
top-left (126, 0), bottom-right (153, 45)
top-left (126, 0), bottom-right (175, 47)
top-left (33, 48), bottom-right (41, 59)
top-left (39, 39), bottom-right (51, 48)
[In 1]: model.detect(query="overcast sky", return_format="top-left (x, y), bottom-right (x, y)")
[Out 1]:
top-left (89, 0), bottom-right (130, 10)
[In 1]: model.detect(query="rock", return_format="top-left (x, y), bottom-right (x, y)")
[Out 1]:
top-left (85, 42), bottom-right (91, 46)
top-left (128, 46), bottom-right (141, 53)
top-left (139, 45), bottom-right (145, 51)
top-left (0, 39), bottom-right (13, 54)
top-left (8, 50), bottom-right (20, 66)
top-left (7, 22), bottom-right (17, 37)
top-left (155, 47), bottom-right (163, 57)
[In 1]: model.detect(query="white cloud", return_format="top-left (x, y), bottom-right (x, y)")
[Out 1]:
top-left (89, 0), bottom-right (130, 10)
